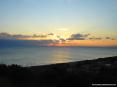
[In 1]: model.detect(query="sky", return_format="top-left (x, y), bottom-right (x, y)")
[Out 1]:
top-left (0, 0), bottom-right (117, 46)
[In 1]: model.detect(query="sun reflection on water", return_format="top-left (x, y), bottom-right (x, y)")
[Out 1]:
top-left (50, 48), bottom-right (71, 64)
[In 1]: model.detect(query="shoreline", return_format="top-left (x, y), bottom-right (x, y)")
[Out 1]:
top-left (0, 56), bottom-right (117, 87)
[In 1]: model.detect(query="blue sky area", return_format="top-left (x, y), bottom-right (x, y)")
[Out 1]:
top-left (0, 0), bottom-right (117, 35)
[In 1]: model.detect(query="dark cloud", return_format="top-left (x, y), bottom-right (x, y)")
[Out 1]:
top-left (67, 37), bottom-right (85, 40)
top-left (13, 34), bottom-right (31, 38)
top-left (32, 34), bottom-right (47, 38)
top-left (56, 35), bottom-right (66, 42)
top-left (37, 40), bottom-right (57, 46)
top-left (111, 38), bottom-right (116, 40)
top-left (89, 36), bottom-right (116, 40)
top-left (89, 37), bottom-right (102, 40)
top-left (0, 32), bottom-right (48, 39)
top-left (105, 37), bottom-right (115, 40)
top-left (0, 32), bottom-right (32, 40)
top-left (67, 33), bottom-right (90, 40)
top-left (48, 33), bottom-right (54, 36)
top-left (0, 39), bottom-right (60, 47)
top-left (59, 38), bottom-right (66, 42)
top-left (0, 32), bottom-right (59, 46)
top-left (106, 37), bottom-right (111, 39)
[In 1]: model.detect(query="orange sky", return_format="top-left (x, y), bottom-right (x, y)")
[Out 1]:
top-left (47, 40), bottom-right (117, 47)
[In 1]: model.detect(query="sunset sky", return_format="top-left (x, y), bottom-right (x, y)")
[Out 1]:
top-left (0, 0), bottom-right (117, 46)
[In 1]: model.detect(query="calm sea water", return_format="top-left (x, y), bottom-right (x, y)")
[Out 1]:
top-left (0, 46), bottom-right (117, 66)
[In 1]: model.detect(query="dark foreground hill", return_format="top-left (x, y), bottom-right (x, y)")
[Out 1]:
top-left (0, 56), bottom-right (117, 87)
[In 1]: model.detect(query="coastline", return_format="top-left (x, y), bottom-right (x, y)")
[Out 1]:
top-left (0, 56), bottom-right (117, 87)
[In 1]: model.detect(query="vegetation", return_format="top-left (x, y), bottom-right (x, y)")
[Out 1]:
top-left (0, 56), bottom-right (117, 87)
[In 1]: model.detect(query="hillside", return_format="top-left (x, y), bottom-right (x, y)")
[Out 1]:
top-left (0, 56), bottom-right (117, 87)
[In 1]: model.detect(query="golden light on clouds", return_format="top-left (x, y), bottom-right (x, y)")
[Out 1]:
top-left (0, 32), bottom-right (117, 47)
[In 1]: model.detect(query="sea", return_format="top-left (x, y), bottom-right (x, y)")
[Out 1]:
top-left (0, 46), bottom-right (117, 66)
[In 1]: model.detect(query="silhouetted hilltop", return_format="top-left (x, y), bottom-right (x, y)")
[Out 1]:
top-left (0, 56), bottom-right (117, 87)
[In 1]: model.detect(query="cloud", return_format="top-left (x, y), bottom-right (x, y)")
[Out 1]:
top-left (32, 34), bottom-right (47, 38)
top-left (89, 37), bottom-right (102, 40)
top-left (55, 35), bottom-right (66, 42)
top-left (0, 32), bottom-right (61, 46)
top-left (0, 32), bottom-right (116, 47)
top-left (48, 33), bottom-right (54, 36)
top-left (0, 39), bottom-right (61, 47)
top-left (13, 34), bottom-right (31, 39)
top-left (67, 33), bottom-right (90, 40)
top-left (89, 36), bottom-right (116, 40)
top-left (106, 37), bottom-right (111, 39)
top-left (37, 40), bottom-right (59, 46)
top-left (105, 37), bottom-right (115, 40)
top-left (0, 32), bottom-right (16, 40)
top-left (0, 32), bottom-right (33, 40)
top-left (0, 32), bottom-right (49, 40)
